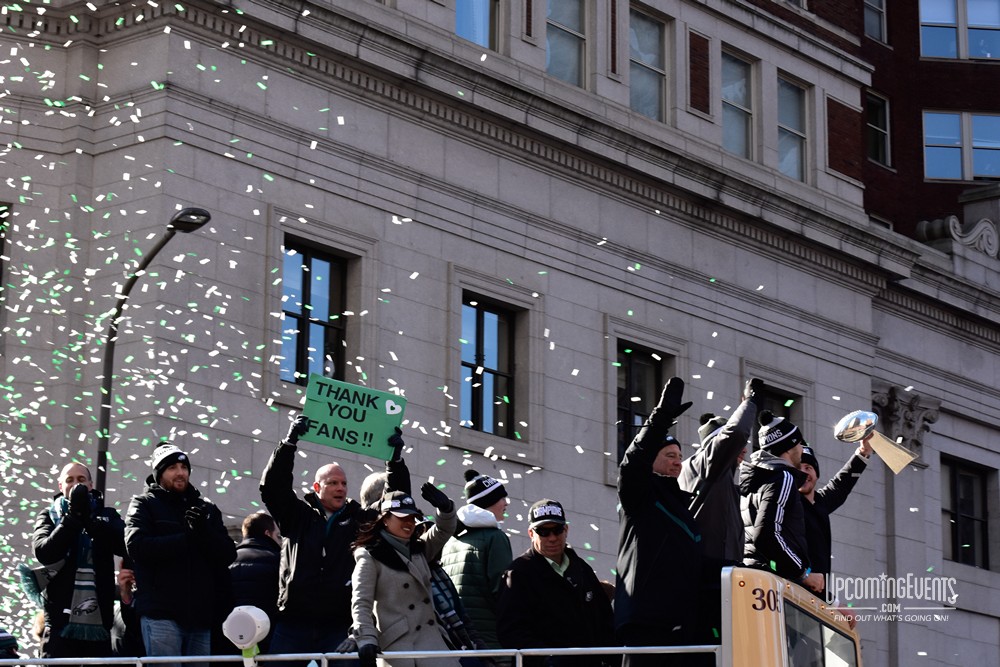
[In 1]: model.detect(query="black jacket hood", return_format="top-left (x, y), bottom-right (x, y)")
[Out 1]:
top-left (739, 449), bottom-right (807, 495)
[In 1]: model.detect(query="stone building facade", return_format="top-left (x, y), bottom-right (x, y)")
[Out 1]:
top-left (1, 1), bottom-right (998, 665)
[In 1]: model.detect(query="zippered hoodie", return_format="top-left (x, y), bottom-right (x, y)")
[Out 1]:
top-left (739, 450), bottom-right (810, 580)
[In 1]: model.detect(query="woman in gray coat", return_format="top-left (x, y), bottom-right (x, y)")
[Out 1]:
top-left (351, 485), bottom-right (459, 667)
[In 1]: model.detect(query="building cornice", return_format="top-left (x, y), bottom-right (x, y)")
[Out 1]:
top-left (6, 0), bottom-right (918, 292)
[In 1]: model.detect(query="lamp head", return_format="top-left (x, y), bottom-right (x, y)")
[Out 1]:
top-left (168, 207), bottom-right (211, 233)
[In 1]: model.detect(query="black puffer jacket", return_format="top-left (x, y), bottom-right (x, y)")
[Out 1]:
top-left (125, 478), bottom-right (236, 627)
top-left (739, 450), bottom-right (810, 580)
top-left (229, 537), bottom-right (280, 620)
top-left (33, 491), bottom-right (126, 632)
top-left (259, 441), bottom-right (361, 625)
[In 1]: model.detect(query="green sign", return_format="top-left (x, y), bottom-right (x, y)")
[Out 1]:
top-left (300, 374), bottom-right (406, 461)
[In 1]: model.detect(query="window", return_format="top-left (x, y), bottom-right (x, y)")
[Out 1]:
top-left (778, 78), bottom-right (807, 181)
top-left (616, 341), bottom-right (664, 463)
top-left (924, 111), bottom-right (1000, 180)
top-left (866, 93), bottom-right (891, 165)
top-left (280, 238), bottom-right (347, 385)
top-left (546, 0), bottom-right (585, 86)
top-left (784, 601), bottom-right (859, 666)
top-left (941, 456), bottom-right (990, 568)
top-left (921, 0), bottom-right (1000, 59)
top-left (629, 10), bottom-right (666, 121)
top-left (461, 294), bottom-right (515, 438)
top-left (456, 0), bottom-right (498, 50)
top-left (865, 0), bottom-right (887, 42)
top-left (722, 53), bottom-right (753, 158)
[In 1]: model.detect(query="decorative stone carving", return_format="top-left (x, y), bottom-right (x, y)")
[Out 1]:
top-left (871, 385), bottom-right (940, 456)
top-left (915, 215), bottom-right (999, 258)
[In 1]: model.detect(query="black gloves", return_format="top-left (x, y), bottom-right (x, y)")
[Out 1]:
top-left (185, 504), bottom-right (210, 534)
top-left (744, 378), bottom-right (764, 406)
top-left (655, 377), bottom-right (693, 423)
top-left (358, 643), bottom-right (378, 667)
top-left (285, 414), bottom-right (310, 445)
top-left (335, 637), bottom-right (357, 653)
top-left (388, 427), bottom-right (405, 462)
top-left (68, 484), bottom-right (91, 523)
top-left (420, 481), bottom-right (453, 513)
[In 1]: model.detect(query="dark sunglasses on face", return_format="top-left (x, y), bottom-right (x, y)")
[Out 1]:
top-left (534, 524), bottom-right (565, 538)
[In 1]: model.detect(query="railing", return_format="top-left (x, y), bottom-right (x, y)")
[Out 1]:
top-left (0, 645), bottom-right (722, 667)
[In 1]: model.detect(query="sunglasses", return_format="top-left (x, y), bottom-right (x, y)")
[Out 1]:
top-left (533, 524), bottom-right (565, 538)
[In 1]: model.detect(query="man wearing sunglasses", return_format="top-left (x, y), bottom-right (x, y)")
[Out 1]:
top-left (496, 499), bottom-right (616, 666)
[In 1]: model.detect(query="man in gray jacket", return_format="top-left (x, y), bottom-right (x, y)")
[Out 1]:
top-left (676, 378), bottom-right (761, 642)
top-left (678, 378), bottom-right (762, 566)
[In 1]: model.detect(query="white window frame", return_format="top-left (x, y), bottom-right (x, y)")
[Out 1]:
top-left (866, 92), bottom-right (892, 166)
top-left (864, 0), bottom-right (887, 42)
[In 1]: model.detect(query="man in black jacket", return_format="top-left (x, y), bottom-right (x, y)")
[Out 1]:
top-left (739, 412), bottom-right (824, 593)
top-left (125, 443), bottom-right (236, 666)
top-left (259, 415), bottom-right (362, 659)
top-left (497, 499), bottom-right (615, 667)
top-left (615, 377), bottom-right (707, 667)
top-left (32, 461), bottom-right (126, 662)
top-left (799, 438), bottom-right (871, 611)
top-left (228, 512), bottom-right (281, 652)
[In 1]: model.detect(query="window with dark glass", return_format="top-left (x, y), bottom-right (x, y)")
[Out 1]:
top-left (280, 238), bottom-right (347, 385)
top-left (941, 456), bottom-right (990, 568)
top-left (456, 0), bottom-right (498, 50)
top-left (461, 294), bottom-right (515, 438)
top-left (864, 0), bottom-right (887, 42)
top-left (924, 111), bottom-right (1000, 180)
top-left (629, 10), bottom-right (666, 121)
top-left (616, 342), bottom-right (663, 463)
top-left (546, 0), bottom-right (585, 86)
top-left (921, 0), bottom-right (1000, 59)
top-left (866, 93), bottom-right (891, 166)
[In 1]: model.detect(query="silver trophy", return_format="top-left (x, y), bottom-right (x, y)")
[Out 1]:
top-left (833, 410), bottom-right (878, 443)
top-left (832, 409), bottom-right (916, 474)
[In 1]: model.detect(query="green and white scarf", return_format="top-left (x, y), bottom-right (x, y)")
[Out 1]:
top-left (45, 497), bottom-right (109, 641)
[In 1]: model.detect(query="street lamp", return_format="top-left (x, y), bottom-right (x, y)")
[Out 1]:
top-left (95, 207), bottom-right (211, 494)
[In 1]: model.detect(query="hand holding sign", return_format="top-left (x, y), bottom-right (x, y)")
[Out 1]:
top-left (300, 374), bottom-right (408, 461)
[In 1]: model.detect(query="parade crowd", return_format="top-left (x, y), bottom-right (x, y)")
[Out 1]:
top-left (17, 377), bottom-right (873, 667)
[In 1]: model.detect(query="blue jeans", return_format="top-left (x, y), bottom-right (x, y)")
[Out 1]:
top-left (269, 619), bottom-right (355, 667)
top-left (141, 617), bottom-right (211, 667)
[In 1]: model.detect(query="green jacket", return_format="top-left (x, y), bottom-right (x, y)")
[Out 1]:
top-left (439, 504), bottom-right (512, 648)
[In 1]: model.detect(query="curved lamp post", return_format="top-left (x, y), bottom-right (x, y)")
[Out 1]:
top-left (95, 207), bottom-right (212, 494)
